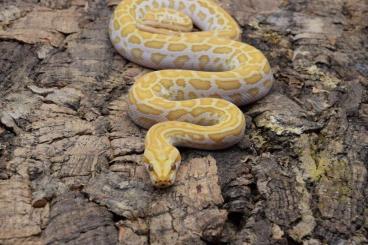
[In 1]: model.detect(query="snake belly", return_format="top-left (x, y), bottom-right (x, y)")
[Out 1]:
top-left (109, 0), bottom-right (273, 187)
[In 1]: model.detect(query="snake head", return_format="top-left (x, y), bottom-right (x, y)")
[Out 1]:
top-left (143, 146), bottom-right (181, 188)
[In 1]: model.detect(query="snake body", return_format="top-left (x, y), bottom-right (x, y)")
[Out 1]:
top-left (109, 0), bottom-right (273, 187)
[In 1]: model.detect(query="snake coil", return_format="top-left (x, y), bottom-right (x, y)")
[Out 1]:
top-left (109, 0), bottom-right (273, 187)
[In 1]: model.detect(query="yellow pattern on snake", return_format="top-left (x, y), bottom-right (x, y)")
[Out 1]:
top-left (109, 0), bottom-right (273, 187)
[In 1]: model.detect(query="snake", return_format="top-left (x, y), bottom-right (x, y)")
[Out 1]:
top-left (109, 0), bottom-right (273, 187)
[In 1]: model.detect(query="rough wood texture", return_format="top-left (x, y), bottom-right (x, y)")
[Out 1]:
top-left (0, 0), bottom-right (367, 244)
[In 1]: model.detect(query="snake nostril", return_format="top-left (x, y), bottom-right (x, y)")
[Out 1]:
top-left (155, 180), bottom-right (173, 187)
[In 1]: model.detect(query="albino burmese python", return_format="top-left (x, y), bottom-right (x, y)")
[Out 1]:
top-left (109, 0), bottom-right (273, 187)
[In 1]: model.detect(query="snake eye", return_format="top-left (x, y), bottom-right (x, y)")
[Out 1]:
top-left (171, 164), bottom-right (176, 171)
top-left (148, 165), bottom-right (154, 172)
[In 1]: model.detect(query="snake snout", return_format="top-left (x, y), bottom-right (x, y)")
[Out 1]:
top-left (153, 171), bottom-right (176, 188)
top-left (154, 179), bottom-right (174, 188)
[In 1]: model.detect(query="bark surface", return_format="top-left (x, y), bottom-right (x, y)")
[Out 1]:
top-left (0, 0), bottom-right (367, 244)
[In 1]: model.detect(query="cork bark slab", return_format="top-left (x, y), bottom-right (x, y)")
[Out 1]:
top-left (0, 0), bottom-right (367, 244)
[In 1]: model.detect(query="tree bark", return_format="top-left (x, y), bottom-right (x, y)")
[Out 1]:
top-left (0, 0), bottom-right (367, 244)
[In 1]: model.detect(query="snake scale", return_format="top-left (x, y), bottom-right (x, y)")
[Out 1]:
top-left (109, 0), bottom-right (273, 187)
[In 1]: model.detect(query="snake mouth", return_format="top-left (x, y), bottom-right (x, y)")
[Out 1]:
top-left (153, 179), bottom-right (174, 188)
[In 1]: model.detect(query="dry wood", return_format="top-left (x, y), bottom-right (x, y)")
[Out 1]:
top-left (0, 0), bottom-right (367, 244)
